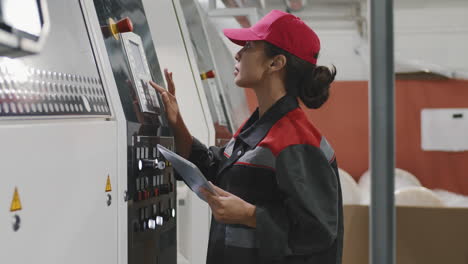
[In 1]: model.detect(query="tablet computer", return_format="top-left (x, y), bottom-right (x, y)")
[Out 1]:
top-left (157, 144), bottom-right (218, 201)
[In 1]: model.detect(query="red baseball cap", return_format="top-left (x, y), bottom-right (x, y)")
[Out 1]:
top-left (223, 10), bottom-right (320, 65)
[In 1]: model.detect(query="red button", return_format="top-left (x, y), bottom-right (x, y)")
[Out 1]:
top-left (206, 70), bottom-right (215, 79)
top-left (116, 17), bottom-right (134, 33)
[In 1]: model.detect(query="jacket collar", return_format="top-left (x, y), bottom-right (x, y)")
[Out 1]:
top-left (237, 95), bottom-right (299, 149)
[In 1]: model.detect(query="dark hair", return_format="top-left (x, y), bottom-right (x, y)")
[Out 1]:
top-left (263, 41), bottom-right (336, 109)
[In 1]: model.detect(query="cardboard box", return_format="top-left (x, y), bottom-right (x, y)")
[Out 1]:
top-left (343, 205), bottom-right (468, 264)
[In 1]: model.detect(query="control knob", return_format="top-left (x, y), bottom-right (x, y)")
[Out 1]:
top-left (138, 159), bottom-right (159, 171)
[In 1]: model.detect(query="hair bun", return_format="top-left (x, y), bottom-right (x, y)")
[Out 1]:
top-left (299, 65), bottom-right (336, 109)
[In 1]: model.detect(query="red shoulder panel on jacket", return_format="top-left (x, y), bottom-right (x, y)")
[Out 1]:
top-left (258, 108), bottom-right (322, 156)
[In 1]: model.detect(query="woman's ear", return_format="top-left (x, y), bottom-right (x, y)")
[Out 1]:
top-left (270, 54), bottom-right (287, 72)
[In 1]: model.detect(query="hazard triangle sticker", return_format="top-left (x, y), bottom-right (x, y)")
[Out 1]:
top-left (105, 175), bottom-right (112, 192)
top-left (10, 187), bottom-right (22, 212)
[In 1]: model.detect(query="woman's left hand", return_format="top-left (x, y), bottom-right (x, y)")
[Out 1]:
top-left (201, 182), bottom-right (256, 228)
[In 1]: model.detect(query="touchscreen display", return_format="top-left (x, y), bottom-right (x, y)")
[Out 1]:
top-left (129, 40), bottom-right (146, 74)
top-left (2, 0), bottom-right (42, 37)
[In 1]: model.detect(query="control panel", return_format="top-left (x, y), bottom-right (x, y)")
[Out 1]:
top-left (93, 0), bottom-right (177, 263)
top-left (121, 33), bottom-right (160, 114)
top-left (128, 136), bottom-right (176, 263)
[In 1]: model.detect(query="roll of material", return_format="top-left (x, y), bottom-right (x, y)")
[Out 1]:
top-left (358, 168), bottom-right (422, 204)
top-left (433, 189), bottom-right (468, 208)
top-left (395, 187), bottom-right (445, 207)
top-left (338, 168), bottom-right (361, 205)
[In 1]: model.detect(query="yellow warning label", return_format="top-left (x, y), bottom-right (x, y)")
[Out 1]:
top-left (105, 175), bottom-right (112, 192)
top-left (10, 187), bottom-right (22, 212)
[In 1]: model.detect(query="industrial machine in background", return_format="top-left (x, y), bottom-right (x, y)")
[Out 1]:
top-left (179, 0), bottom-right (250, 146)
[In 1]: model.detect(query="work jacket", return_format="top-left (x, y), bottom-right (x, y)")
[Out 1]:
top-left (188, 95), bottom-right (343, 264)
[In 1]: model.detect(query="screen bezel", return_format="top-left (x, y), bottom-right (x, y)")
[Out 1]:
top-left (0, 0), bottom-right (44, 41)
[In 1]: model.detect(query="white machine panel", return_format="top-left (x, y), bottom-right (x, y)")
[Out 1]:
top-left (0, 121), bottom-right (118, 263)
top-left (0, 0), bottom-right (120, 263)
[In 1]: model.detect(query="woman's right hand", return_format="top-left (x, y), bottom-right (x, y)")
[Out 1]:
top-left (150, 69), bottom-right (180, 127)
top-left (150, 69), bottom-right (193, 158)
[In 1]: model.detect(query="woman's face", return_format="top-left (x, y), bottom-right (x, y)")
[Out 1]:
top-left (234, 41), bottom-right (271, 88)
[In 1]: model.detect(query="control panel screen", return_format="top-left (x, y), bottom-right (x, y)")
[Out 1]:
top-left (130, 40), bottom-right (146, 74)
top-left (121, 32), bottom-right (160, 114)
top-left (1, 0), bottom-right (42, 37)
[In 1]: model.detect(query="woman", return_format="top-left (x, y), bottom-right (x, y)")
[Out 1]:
top-left (150, 9), bottom-right (343, 264)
